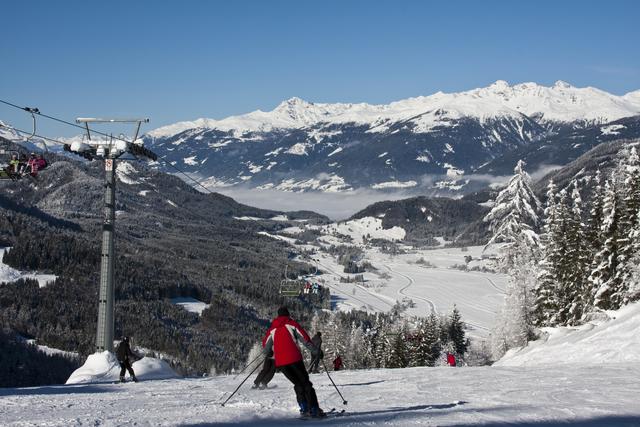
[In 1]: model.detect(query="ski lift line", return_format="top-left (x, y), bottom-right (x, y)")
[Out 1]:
top-left (156, 155), bottom-right (217, 195)
top-left (0, 98), bottom-right (216, 196)
top-left (0, 98), bottom-right (139, 148)
top-left (0, 99), bottom-right (207, 194)
top-left (0, 124), bottom-right (65, 148)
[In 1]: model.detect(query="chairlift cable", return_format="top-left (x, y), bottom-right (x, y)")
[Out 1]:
top-left (0, 98), bottom-right (215, 195)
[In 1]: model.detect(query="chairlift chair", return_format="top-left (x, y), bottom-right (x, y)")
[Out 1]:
top-left (279, 278), bottom-right (304, 297)
top-left (0, 107), bottom-right (49, 181)
top-left (0, 143), bottom-right (21, 181)
top-left (279, 265), bottom-right (304, 297)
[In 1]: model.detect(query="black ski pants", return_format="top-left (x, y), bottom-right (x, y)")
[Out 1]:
top-left (254, 357), bottom-right (276, 386)
top-left (119, 359), bottom-right (135, 378)
top-left (279, 360), bottom-right (319, 409)
top-left (308, 355), bottom-right (321, 373)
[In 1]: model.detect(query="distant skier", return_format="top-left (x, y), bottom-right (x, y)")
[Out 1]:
top-left (262, 306), bottom-right (325, 418)
top-left (116, 336), bottom-right (139, 383)
top-left (333, 354), bottom-right (343, 371)
top-left (447, 352), bottom-right (457, 367)
top-left (252, 348), bottom-right (276, 389)
top-left (308, 332), bottom-right (323, 374)
top-left (308, 332), bottom-right (323, 373)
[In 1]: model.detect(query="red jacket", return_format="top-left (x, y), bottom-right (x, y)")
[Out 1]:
top-left (262, 315), bottom-right (312, 367)
top-left (447, 353), bottom-right (456, 367)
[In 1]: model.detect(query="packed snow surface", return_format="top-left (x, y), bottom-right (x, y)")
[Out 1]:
top-left (66, 351), bottom-right (179, 385)
top-left (497, 300), bottom-right (640, 367)
top-left (3, 364), bottom-right (639, 426)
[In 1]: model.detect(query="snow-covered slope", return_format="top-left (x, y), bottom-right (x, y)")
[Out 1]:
top-left (3, 364), bottom-right (640, 426)
top-left (496, 301), bottom-right (640, 367)
top-left (149, 81), bottom-right (640, 139)
top-left (0, 248), bottom-right (57, 288)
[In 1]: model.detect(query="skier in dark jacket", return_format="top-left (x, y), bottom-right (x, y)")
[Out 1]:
top-left (116, 336), bottom-right (138, 383)
top-left (262, 307), bottom-right (325, 418)
top-left (308, 332), bottom-right (323, 374)
top-left (252, 348), bottom-right (276, 389)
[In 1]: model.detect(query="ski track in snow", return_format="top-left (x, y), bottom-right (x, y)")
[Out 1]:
top-left (2, 365), bottom-right (640, 426)
top-left (386, 264), bottom-right (438, 314)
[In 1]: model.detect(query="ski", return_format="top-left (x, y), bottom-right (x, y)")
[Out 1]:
top-left (299, 408), bottom-right (346, 420)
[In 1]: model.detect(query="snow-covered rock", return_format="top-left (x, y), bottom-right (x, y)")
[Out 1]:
top-left (66, 351), bottom-right (179, 384)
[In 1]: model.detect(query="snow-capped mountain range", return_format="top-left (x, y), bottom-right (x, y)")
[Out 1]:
top-left (149, 80), bottom-right (640, 139)
top-left (143, 80), bottom-right (640, 194)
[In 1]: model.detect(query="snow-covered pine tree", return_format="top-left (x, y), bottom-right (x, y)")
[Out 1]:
top-left (549, 189), bottom-right (573, 324)
top-left (589, 175), bottom-right (622, 310)
top-left (582, 170), bottom-right (605, 314)
top-left (412, 314), bottom-right (441, 367)
top-left (447, 306), bottom-right (468, 357)
top-left (535, 180), bottom-right (562, 326)
top-left (387, 323), bottom-right (409, 368)
top-left (614, 147), bottom-right (640, 303)
top-left (562, 180), bottom-right (589, 324)
top-left (626, 211), bottom-right (640, 303)
top-left (484, 159), bottom-right (541, 271)
top-left (372, 315), bottom-right (389, 368)
top-left (492, 259), bottom-right (539, 359)
top-left (345, 323), bottom-right (370, 369)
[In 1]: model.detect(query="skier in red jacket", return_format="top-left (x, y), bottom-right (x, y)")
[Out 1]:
top-left (447, 352), bottom-right (456, 367)
top-left (263, 307), bottom-right (325, 418)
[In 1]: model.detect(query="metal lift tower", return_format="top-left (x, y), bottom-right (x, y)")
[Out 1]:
top-left (72, 118), bottom-right (155, 352)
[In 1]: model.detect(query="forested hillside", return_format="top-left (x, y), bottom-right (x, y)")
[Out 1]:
top-left (0, 145), bottom-right (330, 379)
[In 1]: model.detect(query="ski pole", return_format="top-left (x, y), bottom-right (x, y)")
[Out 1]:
top-left (233, 352), bottom-right (265, 379)
top-left (321, 360), bottom-right (348, 405)
top-left (220, 358), bottom-right (264, 407)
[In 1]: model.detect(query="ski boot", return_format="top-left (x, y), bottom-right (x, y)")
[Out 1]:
top-left (119, 376), bottom-right (125, 383)
top-left (251, 383), bottom-right (259, 389)
top-left (310, 406), bottom-right (326, 418)
top-left (132, 376), bottom-right (139, 383)
top-left (258, 383), bottom-right (267, 390)
top-left (299, 402), bottom-right (310, 417)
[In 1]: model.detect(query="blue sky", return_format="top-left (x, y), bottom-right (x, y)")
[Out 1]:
top-left (1, 0), bottom-right (639, 137)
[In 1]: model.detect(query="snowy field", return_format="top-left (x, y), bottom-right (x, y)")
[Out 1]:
top-left (2, 364), bottom-right (639, 426)
top-left (171, 297), bottom-right (210, 316)
top-left (0, 248), bottom-right (57, 288)
top-left (289, 236), bottom-right (507, 338)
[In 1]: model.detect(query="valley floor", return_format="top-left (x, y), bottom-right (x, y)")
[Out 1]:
top-left (301, 243), bottom-right (507, 338)
top-left (2, 364), bottom-right (639, 426)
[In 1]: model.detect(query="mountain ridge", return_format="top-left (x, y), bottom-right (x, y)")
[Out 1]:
top-left (147, 80), bottom-right (640, 139)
